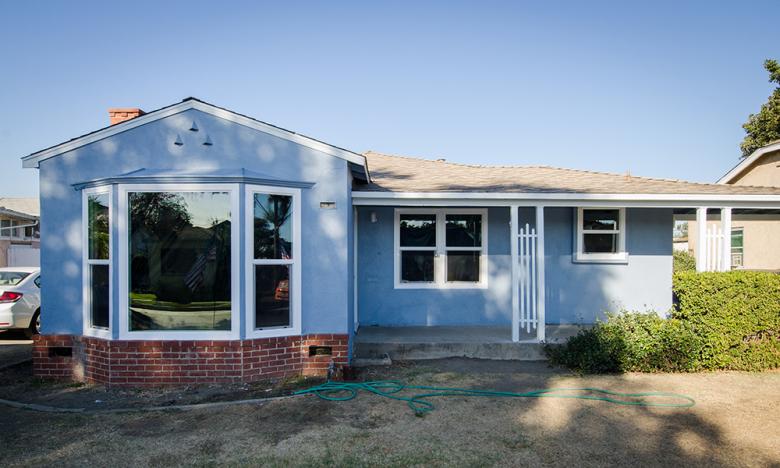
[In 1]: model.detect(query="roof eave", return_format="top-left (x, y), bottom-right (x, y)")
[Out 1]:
top-left (717, 141), bottom-right (780, 184)
top-left (21, 98), bottom-right (368, 170)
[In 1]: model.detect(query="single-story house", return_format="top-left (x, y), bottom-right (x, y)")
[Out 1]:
top-left (686, 141), bottom-right (780, 271)
top-left (0, 198), bottom-right (40, 267)
top-left (22, 98), bottom-right (780, 385)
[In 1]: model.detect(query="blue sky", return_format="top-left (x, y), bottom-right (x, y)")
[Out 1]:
top-left (1, 1), bottom-right (778, 197)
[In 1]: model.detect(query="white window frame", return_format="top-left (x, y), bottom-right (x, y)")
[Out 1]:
top-left (82, 186), bottom-right (112, 339)
top-left (394, 208), bottom-right (488, 289)
top-left (574, 207), bottom-right (628, 263)
top-left (244, 184), bottom-right (302, 338)
top-left (117, 184), bottom-right (241, 340)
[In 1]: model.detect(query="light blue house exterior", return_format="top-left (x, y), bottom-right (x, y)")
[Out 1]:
top-left (21, 98), bottom-right (780, 384)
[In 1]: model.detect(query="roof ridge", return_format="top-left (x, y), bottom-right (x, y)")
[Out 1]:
top-left (364, 150), bottom-right (728, 187)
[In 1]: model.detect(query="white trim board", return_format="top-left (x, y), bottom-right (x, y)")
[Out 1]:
top-left (21, 99), bottom-right (368, 170)
top-left (717, 141), bottom-right (780, 184)
top-left (352, 192), bottom-right (780, 209)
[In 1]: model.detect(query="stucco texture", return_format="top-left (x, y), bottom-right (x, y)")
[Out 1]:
top-left (37, 109), bottom-right (352, 337)
top-left (356, 207), bottom-right (673, 326)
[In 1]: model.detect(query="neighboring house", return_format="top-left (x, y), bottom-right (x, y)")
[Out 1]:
top-left (686, 141), bottom-right (780, 271)
top-left (0, 198), bottom-right (40, 267)
top-left (21, 98), bottom-right (780, 385)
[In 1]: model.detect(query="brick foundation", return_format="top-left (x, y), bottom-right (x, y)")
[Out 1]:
top-left (32, 334), bottom-right (349, 386)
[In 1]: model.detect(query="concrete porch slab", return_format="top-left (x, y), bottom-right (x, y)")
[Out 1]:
top-left (354, 325), bottom-right (587, 361)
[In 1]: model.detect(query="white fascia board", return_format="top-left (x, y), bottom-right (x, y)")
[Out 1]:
top-left (716, 141), bottom-right (780, 184)
top-left (21, 100), bottom-right (368, 170)
top-left (351, 191), bottom-right (780, 208)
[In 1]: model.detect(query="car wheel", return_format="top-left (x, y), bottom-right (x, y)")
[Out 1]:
top-left (25, 310), bottom-right (40, 338)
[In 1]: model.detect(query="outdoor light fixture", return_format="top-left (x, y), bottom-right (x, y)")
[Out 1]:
top-left (370, 211), bottom-right (378, 223)
top-left (189, 121), bottom-right (199, 132)
top-left (203, 135), bottom-right (213, 146)
top-left (174, 134), bottom-right (183, 146)
top-left (320, 201), bottom-right (336, 209)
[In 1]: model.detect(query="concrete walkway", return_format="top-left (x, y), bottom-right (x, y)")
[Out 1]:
top-left (0, 331), bottom-right (33, 368)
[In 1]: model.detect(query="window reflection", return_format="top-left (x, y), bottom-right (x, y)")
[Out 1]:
top-left (129, 192), bottom-right (232, 331)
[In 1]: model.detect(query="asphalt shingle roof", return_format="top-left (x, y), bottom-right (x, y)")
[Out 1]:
top-left (360, 151), bottom-right (780, 195)
top-left (0, 198), bottom-right (39, 217)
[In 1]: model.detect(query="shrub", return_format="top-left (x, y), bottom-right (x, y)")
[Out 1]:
top-left (673, 250), bottom-right (696, 273)
top-left (547, 271), bottom-right (780, 373)
top-left (672, 271), bottom-right (780, 371)
top-left (546, 313), bottom-right (701, 373)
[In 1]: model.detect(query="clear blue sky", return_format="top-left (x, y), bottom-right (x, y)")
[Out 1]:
top-left (1, 1), bottom-right (778, 197)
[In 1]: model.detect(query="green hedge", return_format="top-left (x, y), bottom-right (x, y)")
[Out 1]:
top-left (673, 250), bottom-right (696, 273)
top-left (547, 271), bottom-right (780, 373)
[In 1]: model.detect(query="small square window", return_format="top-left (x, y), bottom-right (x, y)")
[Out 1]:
top-left (576, 208), bottom-right (626, 262)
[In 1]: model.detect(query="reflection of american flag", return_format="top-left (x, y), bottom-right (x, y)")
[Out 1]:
top-left (185, 245), bottom-right (217, 292)
top-left (280, 242), bottom-right (291, 260)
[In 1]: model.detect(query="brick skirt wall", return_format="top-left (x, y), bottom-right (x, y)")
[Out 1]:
top-left (32, 334), bottom-right (349, 386)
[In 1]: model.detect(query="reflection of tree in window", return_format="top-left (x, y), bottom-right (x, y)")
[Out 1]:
top-left (128, 192), bottom-right (232, 331)
top-left (254, 194), bottom-right (292, 259)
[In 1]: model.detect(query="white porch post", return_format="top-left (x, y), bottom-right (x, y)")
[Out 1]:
top-left (721, 207), bottom-right (732, 271)
top-left (535, 205), bottom-right (546, 342)
top-left (695, 207), bottom-right (708, 272)
top-left (510, 204), bottom-right (520, 342)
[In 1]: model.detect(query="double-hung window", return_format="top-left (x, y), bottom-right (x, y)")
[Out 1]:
top-left (395, 209), bottom-right (487, 288)
top-left (245, 185), bottom-right (301, 338)
top-left (575, 207), bottom-right (627, 263)
top-left (83, 188), bottom-right (111, 337)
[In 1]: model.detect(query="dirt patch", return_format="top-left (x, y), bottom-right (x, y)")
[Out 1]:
top-left (1, 358), bottom-right (779, 467)
top-left (0, 361), bottom-right (325, 410)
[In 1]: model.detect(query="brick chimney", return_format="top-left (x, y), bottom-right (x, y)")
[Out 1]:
top-left (108, 107), bottom-right (145, 125)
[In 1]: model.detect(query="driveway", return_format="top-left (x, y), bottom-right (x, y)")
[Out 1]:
top-left (0, 358), bottom-right (778, 467)
top-left (0, 330), bottom-right (33, 368)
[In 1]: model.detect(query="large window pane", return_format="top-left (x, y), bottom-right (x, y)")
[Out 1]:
top-left (255, 265), bottom-right (290, 329)
top-left (447, 251), bottom-right (480, 282)
top-left (254, 194), bottom-right (293, 259)
top-left (400, 215), bottom-right (436, 247)
top-left (446, 215), bottom-right (482, 247)
top-left (583, 233), bottom-right (618, 253)
top-left (90, 264), bottom-right (109, 329)
top-left (88, 193), bottom-right (110, 259)
top-left (401, 251), bottom-right (434, 282)
top-left (582, 209), bottom-right (619, 231)
top-left (129, 192), bottom-right (232, 331)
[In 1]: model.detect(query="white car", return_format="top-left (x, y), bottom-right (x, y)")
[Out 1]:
top-left (0, 267), bottom-right (41, 338)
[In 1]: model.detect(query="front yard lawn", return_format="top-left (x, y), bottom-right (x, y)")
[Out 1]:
top-left (1, 359), bottom-right (778, 467)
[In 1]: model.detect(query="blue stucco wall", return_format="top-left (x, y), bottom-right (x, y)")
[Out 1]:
top-left (544, 207), bottom-right (673, 324)
top-left (37, 108), bottom-right (352, 337)
top-left (356, 206), bottom-right (673, 326)
top-left (356, 206), bottom-right (513, 326)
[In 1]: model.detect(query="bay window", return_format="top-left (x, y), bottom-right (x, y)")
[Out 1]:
top-left (395, 209), bottom-right (487, 288)
top-left (575, 207), bottom-right (627, 262)
top-left (83, 188), bottom-right (111, 337)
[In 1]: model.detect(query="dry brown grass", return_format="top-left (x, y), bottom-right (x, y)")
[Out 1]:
top-left (1, 359), bottom-right (778, 467)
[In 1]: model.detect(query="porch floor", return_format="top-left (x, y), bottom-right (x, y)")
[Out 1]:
top-left (353, 325), bottom-right (586, 361)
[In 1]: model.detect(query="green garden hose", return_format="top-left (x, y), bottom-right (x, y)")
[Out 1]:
top-left (294, 380), bottom-right (696, 416)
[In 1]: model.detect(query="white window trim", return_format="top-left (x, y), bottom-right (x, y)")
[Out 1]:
top-left (82, 186), bottom-right (112, 339)
top-left (117, 184), bottom-right (241, 340)
top-left (244, 184), bottom-right (302, 339)
top-left (574, 207), bottom-right (628, 263)
top-left (394, 208), bottom-right (488, 289)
